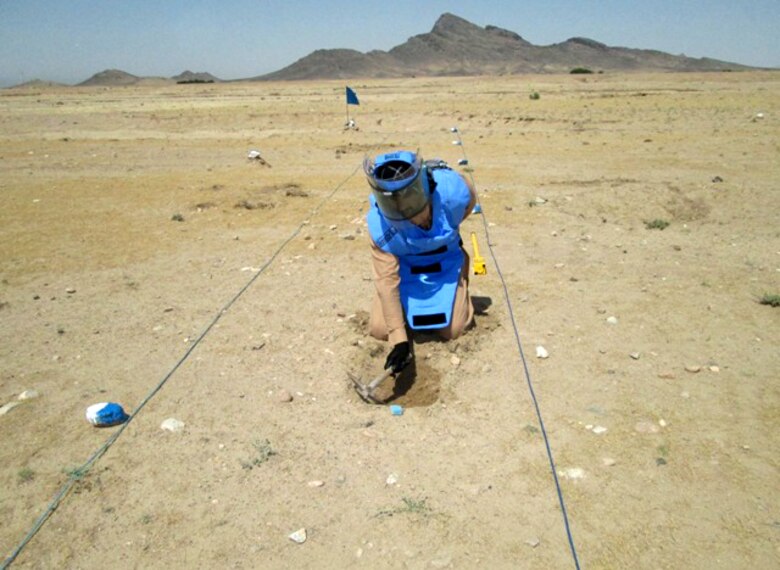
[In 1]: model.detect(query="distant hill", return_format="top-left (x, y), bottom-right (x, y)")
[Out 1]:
top-left (7, 79), bottom-right (69, 89)
top-left (172, 70), bottom-right (222, 83)
top-left (255, 12), bottom-right (758, 80)
top-left (73, 69), bottom-right (221, 87)
top-left (77, 69), bottom-right (142, 86)
top-left (8, 13), bottom-right (763, 89)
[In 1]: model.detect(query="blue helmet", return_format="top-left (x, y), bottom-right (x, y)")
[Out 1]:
top-left (364, 150), bottom-right (430, 221)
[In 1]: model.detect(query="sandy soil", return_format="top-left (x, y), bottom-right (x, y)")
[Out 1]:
top-left (1, 72), bottom-right (778, 569)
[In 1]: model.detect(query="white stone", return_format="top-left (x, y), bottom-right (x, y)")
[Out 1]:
top-left (289, 528), bottom-right (307, 544)
top-left (307, 480), bottom-right (325, 488)
top-left (161, 418), bottom-right (185, 432)
top-left (0, 402), bottom-right (21, 416)
top-left (535, 346), bottom-right (549, 359)
top-left (450, 355), bottom-right (461, 367)
top-left (602, 457), bottom-right (616, 467)
top-left (606, 316), bottom-right (618, 325)
top-left (592, 425), bottom-right (608, 435)
top-left (559, 467), bottom-right (585, 480)
top-left (386, 473), bottom-right (399, 486)
top-left (18, 390), bottom-right (40, 401)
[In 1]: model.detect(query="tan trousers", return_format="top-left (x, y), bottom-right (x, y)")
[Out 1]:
top-left (369, 249), bottom-right (474, 341)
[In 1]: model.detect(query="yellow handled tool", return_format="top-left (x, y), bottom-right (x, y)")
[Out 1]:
top-left (470, 232), bottom-right (487, 275)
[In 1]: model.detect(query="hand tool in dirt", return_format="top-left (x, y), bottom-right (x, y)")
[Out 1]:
top-left (470, 231), bottom-right (487, 275)
top-left (349, 356), bottom-right (412, 404)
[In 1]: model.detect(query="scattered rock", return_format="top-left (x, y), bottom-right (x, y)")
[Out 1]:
top-left (0, 402), bottom-right (21, 416)
top-left (559, 467), bottom-right (585, 480)
top-left (708, 365), bottom-right (720, 373)
top-left (288, 528), bottom-right (307, 544)
top-left (450, 355), bottom-right (461, 367)
top-left (685, 365), bottom-right (701, 373)
top-left (18, 390), bottom-right (40, 401)
top-left (307, 480), bottom-right (325, 488)
top-left (591, 425), bottom-right (608, 435)
top-left (606, 316), bottom-right (618, 325)
top-left (602, 457), bottom-right (616, 467)
top-left (65, 287), bottom-right (76, 294)
top-left (276, 389), bottom-right (294, 403)
top-left (629, 352), bottom-right (640, 360)
top-left (657, 372), bottom-right (676, 379)
top-left (235, 200), bottom-right (272, 210)
top-left (525, 537), bottom-right (541, 548)
top-left (535, 346), bottom-right (549, 359)
top-left (386, 473), bottom-right (399, 486)
top-left (161, 418), bottom-right (185, 432)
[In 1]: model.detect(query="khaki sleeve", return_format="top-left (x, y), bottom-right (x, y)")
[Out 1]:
top-left (370, 238), bottom-right (408, 345)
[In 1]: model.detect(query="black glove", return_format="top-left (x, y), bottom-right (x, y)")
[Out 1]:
top-left (384, 341), bottom-right (411, 373)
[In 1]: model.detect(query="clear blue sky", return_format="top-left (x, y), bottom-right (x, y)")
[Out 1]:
top-left (1, 0), bottom-right (777, 87)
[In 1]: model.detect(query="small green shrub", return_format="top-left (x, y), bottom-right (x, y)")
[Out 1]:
top-left (241, 439), bottom-right (276, 470)
top-left (529, 91), bottom-right (540, 100)
top-left (18, 467), bottom-right (35, 483)
top-left (570, 67), bottom-right (594, 74)
top-left (759, 293), bottom-right (780, 307)
top-left (376, 497), bottom-right (432, 518)
top-left (645, 219), bottom-right (670, 230)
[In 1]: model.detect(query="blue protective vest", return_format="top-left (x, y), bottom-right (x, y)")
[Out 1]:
top-left (367, 167), bottom-right (470, 330)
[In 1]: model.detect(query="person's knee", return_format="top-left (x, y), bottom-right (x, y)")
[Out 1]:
top-left (439, 317), bottom-right (471, 341)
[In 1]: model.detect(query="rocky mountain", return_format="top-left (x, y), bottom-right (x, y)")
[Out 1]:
top-left (255, 13), bottom-right (755, 80)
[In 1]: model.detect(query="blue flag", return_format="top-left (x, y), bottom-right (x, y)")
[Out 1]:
top-left (346, 86), bottom-right (359, 106)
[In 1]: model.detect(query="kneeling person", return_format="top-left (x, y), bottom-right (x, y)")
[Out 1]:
top-left (364, 150), bottom-right (477, 372)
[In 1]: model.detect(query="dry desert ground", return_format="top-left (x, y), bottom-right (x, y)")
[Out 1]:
top-left (1, 72), bottom-right (779, 569)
